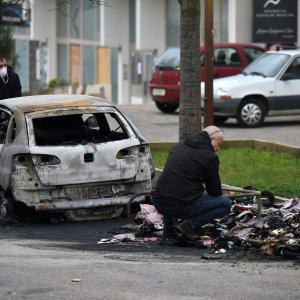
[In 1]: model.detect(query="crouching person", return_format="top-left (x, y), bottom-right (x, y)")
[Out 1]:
top-left (151, 126), bottom-right (231, 241)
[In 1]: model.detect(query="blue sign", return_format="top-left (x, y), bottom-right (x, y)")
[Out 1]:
top-left (0, 4), bottom-right (30, 27)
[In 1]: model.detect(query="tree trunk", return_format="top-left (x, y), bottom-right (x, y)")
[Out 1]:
top-left (178, 0), bottom-right (201, 141)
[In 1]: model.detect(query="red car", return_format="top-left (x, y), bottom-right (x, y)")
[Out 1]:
top-left (149, 43), bottom-right (266, 113)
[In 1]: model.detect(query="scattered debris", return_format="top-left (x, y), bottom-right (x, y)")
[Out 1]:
top-left (98, 192), bottom-right (300, 259)
top-left (97, 233), bottom-right (159, 244)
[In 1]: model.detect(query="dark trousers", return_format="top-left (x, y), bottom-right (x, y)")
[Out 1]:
top-left (152, 194), bottom-right (231, 230)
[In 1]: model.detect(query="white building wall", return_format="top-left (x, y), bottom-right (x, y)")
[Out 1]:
top-left (136, 0), bottom-right (166, 54)
top-left (30, 0), bottom-right (57, 82)
top-left (228, 0), bottom-right (253, 43)
top-left (101, 0), bottom-right (130, 104)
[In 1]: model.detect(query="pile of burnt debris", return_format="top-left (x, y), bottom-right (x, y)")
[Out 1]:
top-left (102, 187), bottom-right (300, 260)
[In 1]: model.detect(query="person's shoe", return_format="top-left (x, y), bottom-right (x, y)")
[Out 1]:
top-left (163, 226), bottom-right (177, 238)
top-left (175, 220), bottom-right (199, 241)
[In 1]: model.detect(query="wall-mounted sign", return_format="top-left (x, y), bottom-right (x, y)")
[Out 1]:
top-left (253, 0), bottom-right (297, 43)
top-left (0, 4), bottom-right (30, 27)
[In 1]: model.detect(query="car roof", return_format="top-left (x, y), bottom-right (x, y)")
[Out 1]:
top-left (0, 94), bottom-right (113, 113)
top-left (266, 49), bottom-right (300, 56)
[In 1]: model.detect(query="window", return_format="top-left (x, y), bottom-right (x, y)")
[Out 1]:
top-left (154, 47), bottom-right (180, 69)
top-left (15, 40), bottom-right (29, 92)
top-left (70, 0), bottom-right (81, 39)
top-left (130, 0), bottom-right (136, 44)
top-left (33, 113), bottom-right (129, 146)
top-left (57, 44), bottom-right (69, 81)
top-left (56, 1), bottom-right (68, 38)
top-left (214, 0), bottom-right (228, 42)
top-left (0, 111), bottom-right (11, 144)
top-left (284, 57), bottom-right (300, 80)
top-left (83, 0), bottom-right (96, 40)
top-left (213, 48), bottom-right (241, 67)
top-left (166, 0), bottom-right (180, 46)
top-left (214, 49), bottom-right (228, 66)
top-left (243, 47), bottom-right (265, 64)
top-left (83, 45), bottom-right (96, 84)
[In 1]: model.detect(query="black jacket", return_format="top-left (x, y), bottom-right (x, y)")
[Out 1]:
top-left (0, 67), bottom-right (22, 100)
top-left (152, 131), bottom-right (222, 209)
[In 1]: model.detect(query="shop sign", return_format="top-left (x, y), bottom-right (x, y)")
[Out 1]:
top-left (253, 0), bottom-right (297, 43)
top-left (0, 4), bottom-right (30, 27)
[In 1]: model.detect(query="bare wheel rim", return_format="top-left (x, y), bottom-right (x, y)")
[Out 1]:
top-left (241, 103), bottom-right (262, 125)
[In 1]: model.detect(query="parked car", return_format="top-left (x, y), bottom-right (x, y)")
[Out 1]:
top-left (0, 94), bottom-right (155, 222)
top-left (150, 43), bottom-right (266, 113)
top-left (202, 49), bottom-right (300, 127)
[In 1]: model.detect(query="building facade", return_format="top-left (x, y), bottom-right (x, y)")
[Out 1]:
top-left (1, 0), bottom-right (299, 104)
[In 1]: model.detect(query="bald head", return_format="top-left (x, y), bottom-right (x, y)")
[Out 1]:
top-left (203, 126), bottom-right (223, 138)
top-left (203, 126), bottom-right (224, 152)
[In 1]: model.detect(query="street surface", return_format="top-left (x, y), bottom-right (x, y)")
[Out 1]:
top-left (118, 103), bottom-right (300, 148)
top-left (1, 219), bottom-right (299, 299)
top-left (0, 102), bottom-right (299, 299)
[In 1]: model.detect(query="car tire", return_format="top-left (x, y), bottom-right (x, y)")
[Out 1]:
top-left (0, 190), bottom-right (12, 222)
top-left (213, 116), bottom-right (228, 124)
top-left (237, 99), bottom-right (266, 127)
top-left (155, 101), bottom-right (179, 113)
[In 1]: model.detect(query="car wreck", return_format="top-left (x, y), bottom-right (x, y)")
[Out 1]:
top-left (0, 94), bottom-right (154, 221)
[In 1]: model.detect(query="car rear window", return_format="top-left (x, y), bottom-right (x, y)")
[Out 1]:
top-left (32, 112), bottom-right (129, 146)
top-left (155, 47), bottom-right (180, 69)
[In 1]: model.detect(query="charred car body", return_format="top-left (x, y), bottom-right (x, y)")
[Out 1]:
top-left (0, 95), bottom-right (154, 221)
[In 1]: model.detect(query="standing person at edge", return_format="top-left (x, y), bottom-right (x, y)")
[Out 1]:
top-left (151, 126), bottom-right (232, 241)
top-left (0, 57), bottom-right (22, 100)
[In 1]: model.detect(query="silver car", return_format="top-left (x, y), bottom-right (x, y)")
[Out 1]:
top-left (0, 94), bottom-right (154, 221)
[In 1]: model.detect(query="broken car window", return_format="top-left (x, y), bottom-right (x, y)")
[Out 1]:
top-left (0, 111), bottom-right (11, 144)
top-left (33, 112), bottom-right (129, 146)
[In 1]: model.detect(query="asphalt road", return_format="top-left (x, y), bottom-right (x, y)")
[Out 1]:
top-left (118, 103), bottom-right (300, 148)
top-left (1, 218), bottom-right (300, 300)
top-left (0, 102), bottom-right (299, 299)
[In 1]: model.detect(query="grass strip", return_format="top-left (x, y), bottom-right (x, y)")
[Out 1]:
top-left (152, 148), bottom-right (299, 198)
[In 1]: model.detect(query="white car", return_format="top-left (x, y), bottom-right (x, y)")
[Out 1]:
top-left (201, 50), bottom-right (300, 127)
top-left (0, 94), bottom-right (155, 222)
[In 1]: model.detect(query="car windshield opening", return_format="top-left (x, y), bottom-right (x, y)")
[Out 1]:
top-left (33, 112), bottom-right (129, 146)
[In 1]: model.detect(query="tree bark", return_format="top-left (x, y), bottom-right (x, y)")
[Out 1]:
top-left (178, 0), bottom-right (201, 141)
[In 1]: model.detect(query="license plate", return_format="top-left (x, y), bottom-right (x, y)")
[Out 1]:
top-left (153, 88), bottom-right (166, 96)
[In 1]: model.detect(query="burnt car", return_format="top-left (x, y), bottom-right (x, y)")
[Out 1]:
top-left (0, 94), bottom-right (154, 221)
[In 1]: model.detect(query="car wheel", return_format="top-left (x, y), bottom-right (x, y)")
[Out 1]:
top-left (0, 190), bottom-right (12, 222)
top-left (213, 116), bottom-right (228, 124)
top-left (237, 99), bottom-right (266, 127)
top-left (155, 101), bottom-right (179, 113)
